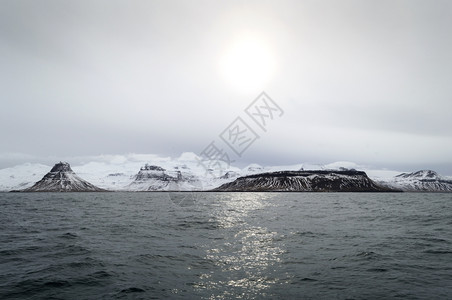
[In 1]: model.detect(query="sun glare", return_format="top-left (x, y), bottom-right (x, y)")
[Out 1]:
top-left (219, 35), bottom-right (276, 93)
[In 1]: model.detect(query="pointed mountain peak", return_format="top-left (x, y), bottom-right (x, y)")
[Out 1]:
top-left (20, 162), bottom-right (106, 192)
top-left (50, 161), bottom-right (73, 173)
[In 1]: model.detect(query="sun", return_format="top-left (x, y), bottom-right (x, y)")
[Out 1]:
top-left (219, 35), bottom-right (276, 93)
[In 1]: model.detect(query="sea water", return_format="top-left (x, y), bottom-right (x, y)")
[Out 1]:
top-left (1, 192), bottom-right (451, 299)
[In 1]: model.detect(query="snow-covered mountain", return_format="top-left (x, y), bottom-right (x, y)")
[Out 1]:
top-left (0, 154), bottom-right (243, 191)
top-left (214, 170), bottom-right (398, 192)
top-left (382, 170), bottom-right (452, 192)
top-left (1, 154), bottom-right (451, 192)
top-left (18, 162), bottom-right (105, 192)
top-left (72, 162), bottom-right (137, 190)
top-left (0, 163), bottom-right (49, 191)
top-left (126, 164), bottom-right (203, 191)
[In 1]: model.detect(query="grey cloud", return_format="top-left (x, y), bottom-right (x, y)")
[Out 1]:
top-left (1, 0), bottom-right (451, 174)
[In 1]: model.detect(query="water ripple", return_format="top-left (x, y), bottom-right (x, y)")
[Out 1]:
top-left (0, 192), bottom-right (451, 299)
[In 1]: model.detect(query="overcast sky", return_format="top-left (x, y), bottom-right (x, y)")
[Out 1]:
top-left (1, 0), bottom-right (451, 174)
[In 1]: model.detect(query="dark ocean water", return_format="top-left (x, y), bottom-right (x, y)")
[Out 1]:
top-left (0, 192), bottom-right (451, 299)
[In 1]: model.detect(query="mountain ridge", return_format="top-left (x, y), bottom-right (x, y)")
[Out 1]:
top-left (213, 170), bottom-right (400, 192)
top-left (1, 157), bottom-right (451, 192)
top-left (382, 169), bottom-right (452, 192)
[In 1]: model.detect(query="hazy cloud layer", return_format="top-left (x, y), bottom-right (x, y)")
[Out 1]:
top-left (1, 0), bottom-right (451, 174)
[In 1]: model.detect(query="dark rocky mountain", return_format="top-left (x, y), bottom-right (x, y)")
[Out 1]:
top-left (385, 170), bottom-right (452, 192)
top-left (214, 170), bottom-right (399, 192)
top-left (19, 162), bottom-right (106, 192)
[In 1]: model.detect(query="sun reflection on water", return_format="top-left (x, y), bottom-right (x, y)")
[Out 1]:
top-left (194, 193), bottom-right (285, 298)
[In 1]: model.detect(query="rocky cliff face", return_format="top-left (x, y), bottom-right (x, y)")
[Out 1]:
top-left (126, 164), bottom-right (202, 191)
top-left (214, 170), bottom-right (398, 192)
top-left (384, 170), bottom-right (452, 192)
top-left (20, 162), bottom-right (106, 192)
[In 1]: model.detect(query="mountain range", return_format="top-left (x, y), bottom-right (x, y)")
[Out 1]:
top-left (1, 154), bottom-right (451, 192)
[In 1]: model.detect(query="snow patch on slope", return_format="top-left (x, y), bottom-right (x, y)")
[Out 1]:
top-left (0, 163), bottom-right (50, 191)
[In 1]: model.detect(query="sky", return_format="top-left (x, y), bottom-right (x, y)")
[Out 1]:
top-left (1, 0), bottom-right (452, 174)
